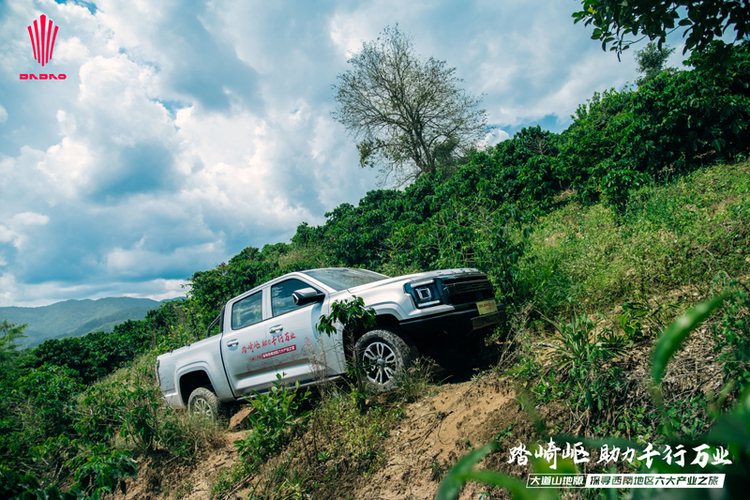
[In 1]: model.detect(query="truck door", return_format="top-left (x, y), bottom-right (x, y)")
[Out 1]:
top-left (265, 278), bottom-right (341, 384)
top-left (221, 289), bottom-right (269, 396)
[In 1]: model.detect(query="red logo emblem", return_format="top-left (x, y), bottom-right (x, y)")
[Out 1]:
top-left (27, 14), bottom-right (58, 67)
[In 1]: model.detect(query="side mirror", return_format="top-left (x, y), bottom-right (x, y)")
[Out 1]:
top-left (292, 287), bottom-right (325, 306)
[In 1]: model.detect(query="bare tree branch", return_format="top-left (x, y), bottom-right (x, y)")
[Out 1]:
top-left (332, 25), bottom-right (487, 186)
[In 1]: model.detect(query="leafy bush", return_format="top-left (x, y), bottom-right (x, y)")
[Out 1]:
top-left (0, 467), bottom-right (78, 500)
top-left (712, 290), bottom-right (750, 395)
top-left (543, 315), bottom-right (625, 412)
top-left (70, 444), bottom-right (137, 499)
top-left (0, 365), bottom-right (81, 478)
top-left (600, 167), bottom-right (651, 214)
top-left (234, 375), bottom-right (311, 467)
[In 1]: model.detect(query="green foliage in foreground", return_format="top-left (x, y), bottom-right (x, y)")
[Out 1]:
top-left (573, 0), bottom-right (749, 71)
top-left (234, 375), bottom-right (312, 467)
top-left (439, 293), bottom-right (750, 499)
top-left (316, 295), bottom-right (377, 340)
top-left (0, 352), bottom-right (221, 499)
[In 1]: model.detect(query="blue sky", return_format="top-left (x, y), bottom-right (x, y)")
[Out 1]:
top-left (0, 0), bottom-right (688, 307)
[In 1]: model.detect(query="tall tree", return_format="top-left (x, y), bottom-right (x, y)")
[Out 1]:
top-left (332, 25), bottom-right (486, 185)
top-left (573, 0), bottom-right (750, 69)
top-left (635, 42), bottom-right (676, 85)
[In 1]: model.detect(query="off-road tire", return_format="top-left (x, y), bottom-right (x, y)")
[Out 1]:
top-left (187, 387), bottom-right (223, 422)
top-left (354, 328), bottom-right (417, 392)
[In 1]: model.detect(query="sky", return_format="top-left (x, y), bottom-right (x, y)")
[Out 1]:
top-left (0, 0), bottom-right (689, 307)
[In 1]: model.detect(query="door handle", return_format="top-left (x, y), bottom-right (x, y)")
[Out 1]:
top-left (226, 339), bottom-right (239, 348)
top-left (269, 325), bottom-right (283, 335)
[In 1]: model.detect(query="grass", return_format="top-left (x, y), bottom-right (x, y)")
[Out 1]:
top-left (520, 161), bottom-right (750, 315)
top-left (209, 356), bottom-right (439, 499)
top-left (79, 352), bottom-right (223, 460)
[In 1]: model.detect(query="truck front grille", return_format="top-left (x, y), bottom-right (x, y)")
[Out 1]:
top-left (442, 278), bottom-right (494, 306)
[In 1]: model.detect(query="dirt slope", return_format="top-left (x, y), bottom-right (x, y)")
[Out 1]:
top-left (121, 373), bottom-right (548, 500)
top-left (353, 377), bottom-right (516, 500)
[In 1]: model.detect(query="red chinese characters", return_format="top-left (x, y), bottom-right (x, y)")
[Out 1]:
top-left (243, 332), bottom-right (297, 354)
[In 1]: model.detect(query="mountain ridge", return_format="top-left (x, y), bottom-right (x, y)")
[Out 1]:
top-left (0, 296), bottom-right (183, 346)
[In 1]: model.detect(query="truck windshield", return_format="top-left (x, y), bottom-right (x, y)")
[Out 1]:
top-left (302, 268), bottom-right (389, 291)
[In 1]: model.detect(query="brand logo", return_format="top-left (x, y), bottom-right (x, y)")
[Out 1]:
top-left (20, 74), bottom-right (66, 80)
top-left (22, 14), bottom-right (66, 80)
top-left (28, 14), bottom-right (58, 66)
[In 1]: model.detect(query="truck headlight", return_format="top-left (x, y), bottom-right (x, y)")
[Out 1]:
top-left (405, 279), bottom-right (442, 308)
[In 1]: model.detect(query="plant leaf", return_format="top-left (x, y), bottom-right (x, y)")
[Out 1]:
top-left (652, 293), bottom-right (730, 385)
top-left (436, 443), bottom-right (497, 500)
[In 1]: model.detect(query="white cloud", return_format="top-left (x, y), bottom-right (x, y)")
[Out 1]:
top-left (37, 137), bottom-right (95, 200)
top-left (105, 242), bottom-right (221, 277)
top-left (54, 36), bottom-right (90, 63)
top-left (129, 278), bottom-right (187, 302)
top-left (480, 129), bottom-right (510, 148)
top-left (0, 226), bottom-right (15, 244)
top-left (0, 212), bottom-right (50, 250)
top-left (11, 212), bottom-right (49, 226)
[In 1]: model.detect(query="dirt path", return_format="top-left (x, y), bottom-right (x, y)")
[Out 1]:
top-left (353, 377), bottom-right (516, 500)
top-left (125, 376), bottom-right (529, 500)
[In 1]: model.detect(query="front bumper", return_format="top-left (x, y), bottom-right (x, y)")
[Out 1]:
top-left (471, 310), bottom-right (505, 330)
top-left (398, 303), bottom-right (504, 340)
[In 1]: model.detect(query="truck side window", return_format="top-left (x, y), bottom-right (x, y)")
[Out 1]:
top-left (232, 291), bottom-right (262, 330)
top-left (271, 279), bottom-right (319, 317)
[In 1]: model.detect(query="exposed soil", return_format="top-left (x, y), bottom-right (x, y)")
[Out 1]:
top-left (354, 377), bottom-right (516, 500)
top-left (123, 432), bottom-right (243, 500)
top-left (121, 373), bottom-right (538, 500)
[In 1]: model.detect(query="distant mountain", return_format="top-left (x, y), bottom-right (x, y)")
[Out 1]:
top-left (0, 297), bottom-right (172, 347)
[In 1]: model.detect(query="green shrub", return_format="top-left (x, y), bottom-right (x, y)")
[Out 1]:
top-left (0, 467), bottom-right (78, 500)
top-left (712, 290), bottom-right (750, 395)
top-left (70, 444), bottom-right (137, 499)
top-left (234, 375), bottom-right (311, 467)
top-left (600, 167), bottom-right (651, 214)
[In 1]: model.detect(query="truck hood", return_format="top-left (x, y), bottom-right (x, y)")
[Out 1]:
top-left (345, 268), bottom-right (483, 296)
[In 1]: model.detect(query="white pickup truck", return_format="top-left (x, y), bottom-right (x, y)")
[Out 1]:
top-left (156, 267), bottom-right (503, 419)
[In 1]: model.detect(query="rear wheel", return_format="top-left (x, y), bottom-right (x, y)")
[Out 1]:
top-left (187, 387), bottom-right (223, 421)
top-left (354, 328), bottom-right (417, 391)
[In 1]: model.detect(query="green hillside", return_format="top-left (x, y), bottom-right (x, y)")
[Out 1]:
top-left (0, 297), bottom-right (162, 346)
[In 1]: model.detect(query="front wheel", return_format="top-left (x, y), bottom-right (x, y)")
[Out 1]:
top-left (187, 387), bottom-right (223, 422)
top-left (354, 328), bottom-right (417, 391)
